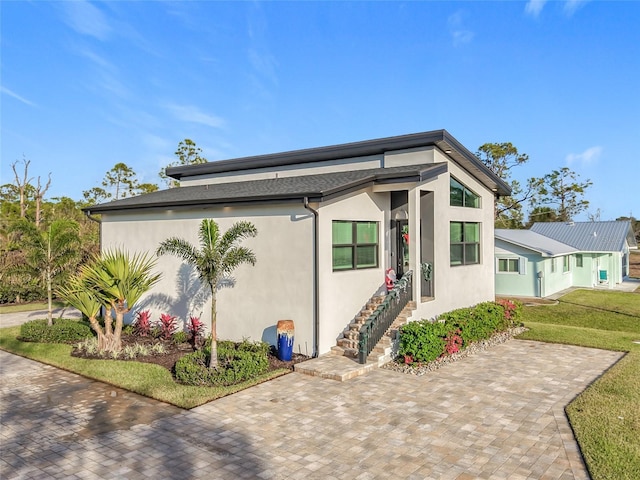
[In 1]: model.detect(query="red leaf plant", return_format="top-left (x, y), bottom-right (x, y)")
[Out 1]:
top-left (157, 313), bottom-right (177, 340)
top-left (133, 310), bottom-right (152, 337)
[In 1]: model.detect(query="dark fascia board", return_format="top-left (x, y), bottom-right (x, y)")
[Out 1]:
top-left (166, 130), bottom-right (511, 196)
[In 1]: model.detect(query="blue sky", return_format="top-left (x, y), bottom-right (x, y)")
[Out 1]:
top-left (2, 1), bottom-right (638, 221)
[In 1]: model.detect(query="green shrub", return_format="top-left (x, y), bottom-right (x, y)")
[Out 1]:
top-left (399, 300), bottom-right (523, 364)
top-left (172, 331), bottom-right (188, 344)
top-left (19, 318), bottom-right (93, 344)
top-left (399, 319), bottom-right (448, 363)
top-left (175, 340), bottom-right (270, 386)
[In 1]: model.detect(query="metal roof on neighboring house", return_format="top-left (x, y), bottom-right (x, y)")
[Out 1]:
top-left (166, 130), bottom-right (512, 197)
top-left (85, 163), bottom-right (448, 214)
top-left (495, 229), bottom-right (578, 257)
top-left (530, 221), bottom-right (637, 253)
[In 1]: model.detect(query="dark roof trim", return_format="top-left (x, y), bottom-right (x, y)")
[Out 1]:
top-left (167, 130), bottom-right (511, 196)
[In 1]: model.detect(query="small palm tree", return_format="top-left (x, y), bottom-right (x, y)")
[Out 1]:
top-left (11, 219), bottom-right (81, 325)
top-left (157, 219), bottom-right (257, 369)
top-left (58, 249), bottom-right (161, 352)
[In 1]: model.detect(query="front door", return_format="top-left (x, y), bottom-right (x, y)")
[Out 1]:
top-left (395, 220), bottom-right (409, 277)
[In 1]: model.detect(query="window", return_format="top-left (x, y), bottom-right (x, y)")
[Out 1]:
top-left (332, 221), bottom-right (379, 271)
top-left (551, 258), bottom-right (556, 273)
top-left (576, 254), bottom-right (583, 267)
top-left (450, 177), bottom-right (480, 208)
top-left (498, 258), bottom-right (520, 273)
top-left (563, 255), bottom-right (570, 273)
top-left (450, 222), bottom-right (480, 266)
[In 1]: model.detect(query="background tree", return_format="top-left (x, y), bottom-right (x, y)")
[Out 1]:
top-left (82, 186), bottom-right (111, 206)
top-left (34, 173), bottom-right (52, 228)
top-left (531, 167), bottom-right (592, 222)
top-left (156, 219), bottom-right (257, 368)
top-left (476, 143), bottom-right (541, 228)
top-left (59, 249), bottom-right (161, 352)
top-left (526, 206), bottom-right (559, 226)
top-left (101, 162), bottom-right (139, 200)
top-left (10, 218), bottom-right (81, 324)
top-left (160, 138), bottom-right (207, 187)
top-left (11, 156), bottom-right (34, 219)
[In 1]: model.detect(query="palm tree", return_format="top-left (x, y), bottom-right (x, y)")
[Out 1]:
top-left (58, 249), bottom-right (161, 352)
top-left (11, 218), bottom-right (81, 325)
top-left (157, 219), bottom-right (257, 368)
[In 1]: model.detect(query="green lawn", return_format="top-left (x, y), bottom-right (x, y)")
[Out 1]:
top-left (0, 325), bottom-right (290, 409)
top-left (0, 300), bottom-right (67, 314)
top-left (517, 289), bottom-right (640, 480)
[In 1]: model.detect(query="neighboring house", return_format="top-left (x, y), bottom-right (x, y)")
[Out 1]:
top-left (86, 130), bottom-right (510, 357)
top-left (496, 221), bottom-right (638, 298)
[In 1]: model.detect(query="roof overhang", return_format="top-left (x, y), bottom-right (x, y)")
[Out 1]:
top-left (167, 130), bottom-right (511, 197)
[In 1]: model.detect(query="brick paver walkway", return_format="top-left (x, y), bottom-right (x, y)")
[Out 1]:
top-left (0, 341), bottom-right (622, 479)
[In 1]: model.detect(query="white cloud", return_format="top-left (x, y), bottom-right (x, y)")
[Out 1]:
top-left (61, 1), bottom-right (111, 41)
top-left (564, 0), bottom-right (590, 16)
top-left (166, 104), bottom-right (224, 129)
top-left (448, 11), bottom-right (474, 46)
top-left (1, 86), bottom-right (36, 107)
top-left (525, 0), bottom-right (547, 17)
top-left (566, 146), bottom-right (603, 166)
top-left (525, 0), bottom-right (589, 18)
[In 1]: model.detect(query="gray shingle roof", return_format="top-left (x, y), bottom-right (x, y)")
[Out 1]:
top-left (85, 163), bottom-right (448, 214)
top-left (495, 229), bottom-right (578, 257)
top-left (530, 221), bottom-right (637, 252)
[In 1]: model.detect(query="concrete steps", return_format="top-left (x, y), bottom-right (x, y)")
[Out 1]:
top-left (295, 296), bottom-right (417, 381)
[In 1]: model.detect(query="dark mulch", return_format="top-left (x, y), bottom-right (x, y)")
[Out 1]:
top-left (71, 334), bottom-right (309, 375)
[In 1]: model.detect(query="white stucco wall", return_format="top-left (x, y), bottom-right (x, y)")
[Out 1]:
top-left (100, 204), bottom-right (315, 356)
top-left (316, 190), bottom-right (388, 354)
top-left (408, 157), bottom-right (497, 321)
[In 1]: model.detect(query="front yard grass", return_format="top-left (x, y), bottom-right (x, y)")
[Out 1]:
top-left (0, 300), bottom-right (66, 314)
top-left (0, 325), bottom-right (290, 409)
top-left (517, 289), bottom-right (640, 480)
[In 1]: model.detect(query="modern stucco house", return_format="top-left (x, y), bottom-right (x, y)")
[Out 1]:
top-left (86, 130), bottom-right (510, 357)
top-left (495, 221), bottom-right (637, 298)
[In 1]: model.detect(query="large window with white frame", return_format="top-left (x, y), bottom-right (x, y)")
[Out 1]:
top-left (332, 221), bottom-right (379, 271)
top-left (450, 222), bottom-right (480, 266)
top-left (498, 258), bottom-right (520, 273)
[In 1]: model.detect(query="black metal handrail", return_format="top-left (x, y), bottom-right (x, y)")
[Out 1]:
top-left (358, 270), bottom-right (413, 364)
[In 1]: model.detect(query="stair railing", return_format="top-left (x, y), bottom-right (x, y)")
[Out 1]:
top-left (358, 270), bottom-right (413, 364)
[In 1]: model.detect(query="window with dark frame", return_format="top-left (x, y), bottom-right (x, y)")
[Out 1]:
top-left (332, 221), bottom-right (379, 271)
top-left (450, 221), bottom-right (480, 266)
top-left (450, 177), bottom-right (480, 208)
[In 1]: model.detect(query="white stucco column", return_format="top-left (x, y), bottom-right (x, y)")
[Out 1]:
top-left (408, 186), bottom-right (421, 302)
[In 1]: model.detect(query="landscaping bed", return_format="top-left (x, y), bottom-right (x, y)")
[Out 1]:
top-left (384, 325), bottom-right (527, 375)
top-left (69, 333), bottom-right (308, 375)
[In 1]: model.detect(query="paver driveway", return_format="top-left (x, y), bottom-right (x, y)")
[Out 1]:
top-left (1, 341), bottom-right (622, 479)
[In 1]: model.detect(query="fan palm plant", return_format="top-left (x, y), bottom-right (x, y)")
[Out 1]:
top-left (156, 219), bottom-right (257, 369)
